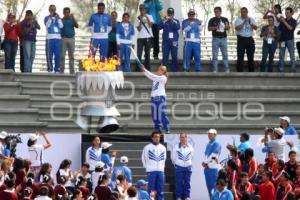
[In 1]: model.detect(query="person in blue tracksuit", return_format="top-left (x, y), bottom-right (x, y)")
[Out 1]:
top-left (139, 64), bottom-right (170, 134)
top-left (280, 116), bottom-right (298, 135)
top-left (116, 13), bottom-right (135, 72)
top-left (44, 4), bottom-right (63, 73)
top-left (171, 132), bottom-right (194, 200)
top-left (111, 156), bottom-right (132, 188)
top-left (211, 179), bottom-right (234, 200)
top-left (202, 129), bottom-right (222, 198)
top-left (142, 131), bottom-right (166, 200)
top-left (88, 2), bottom-right (112, 60)
top-left (160, 8), bottom-right (180, 72)
top-left (100, 142), bottom-right (116, 173)
top-left (136, 179), bottom-right (153, 200)
top-left (182, 9), bottom-right (202, 72)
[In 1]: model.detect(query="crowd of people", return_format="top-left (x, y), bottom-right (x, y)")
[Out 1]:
top-left (0, 115), bottom-right (297, 200)
top-left (0, 1), bottom-right (299, 73)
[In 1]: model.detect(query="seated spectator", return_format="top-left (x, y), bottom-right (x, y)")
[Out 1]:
top-left (264, 151), bottom-right (277, 174)
top-left (136, 179), bottom-right (154, 200)
top-left (258, 171), bottom-right (275, 200)
top-left (276, 172), bottom-right (293, 200)
top-left (115, 174), bottom-right (128, 200)
top-left (56, 159), bottom-right (74, 194)
top-left (38, 174), bottom-right (54, 199)
top-left (91, 161), bottom-right (105, 192)
top-left (126, 186), bottom-right (138, 200)
top-left (263, 127), bottom-right (287, 161)
top-left (34, 186), bottom-right (51, 200)
top-left (280, 116), bottom-right (298, 135)
top-left (0, 176), bottom-right (18, 200)
top-left (101, 142), bottom-right (116, 173)
top-left (285, 150), bottom-right (298, 181)
top-left (76, 176), bottom-right (90, 200)
top-left (273, 160), bottom-right (286, 188)
top-left (236, 172), bottom-right (254, 198)
top-left (94, 174), bottom-right (112, 200)
top-left (54, 176), bottom-right (68, 199)
top-left (211, 179), bottom-right (234, 200)
top-left (292, 165), bottom-right (300, 188)
top-left (71, 189), bottom-right (82, 200)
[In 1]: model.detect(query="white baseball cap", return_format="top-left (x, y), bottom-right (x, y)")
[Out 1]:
top-left (120, 156), bottom-right (128, 163)
top-left (207, 129), bottom-right (217, 135)
top-left (0, 131), bottom-right (7, 139)
top-left (101, 142), bottom-right (112, 149)
top-left (280, 116), bottom-right (290, 124)
top-left (29, 134), bottom-right (39, 141)
top-left (274, 127), bottom-right (285, 136)
top-left (95, 161), bottom-right (105, 168)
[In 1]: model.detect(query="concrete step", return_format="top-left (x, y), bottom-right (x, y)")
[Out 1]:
top-left (0, 109), bottom-right (39, 122)
top-left (0, 70), bottom-right (15, 82)
top-left (132, 174), bottom-right (174, 184)
top-left (0, 82), bottom-right (22, 95)
top-left (0, 95), bottom-right (31, 109)
top-left (0, 122), bottom-right (48, 132)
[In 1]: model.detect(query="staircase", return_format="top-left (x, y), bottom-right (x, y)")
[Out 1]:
top-left (0, 68), bottom-right (299, 199)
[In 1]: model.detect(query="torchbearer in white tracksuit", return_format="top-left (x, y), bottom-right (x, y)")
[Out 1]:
top-left (142, 131), bottom-right (166, 200)
top-left (171, 133), bottom-right (194, 200)
top-left (202, 129), bottom-right (222, 198)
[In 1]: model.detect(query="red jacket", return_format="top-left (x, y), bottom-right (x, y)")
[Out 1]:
top-left (0, 189), bottom-right (18, 200)
top-left (3, 22), bottom-right (19, 41)
top-left (258, 181), bottom-right (275, 200)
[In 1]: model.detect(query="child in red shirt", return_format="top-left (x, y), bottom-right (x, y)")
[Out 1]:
top-left (258, 171), bottom-right (275, 200)
top-left (276, 172), bottom-right (293, 200)
top-left (95, 174), bottom-right (112, 200)
top-left (76, 176), bottom-right (90, 200)
top-left (273, 160), bottom-right (285, 188)
top-left (285, 150), bottom-right (298, 182)
top-left (54, 176), bottom-right (68, 199)
top-left (236, 172), bottom-right (254, 198)
top-left (265, 151), bottom-right (277, 174)
top-left (292, 165), bottom-right (300, 188)
top-left (0, 177), bottom-right (18, 200)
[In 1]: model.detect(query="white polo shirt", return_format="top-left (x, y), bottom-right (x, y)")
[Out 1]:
top-left (134, 14), bottom-right (154, 39)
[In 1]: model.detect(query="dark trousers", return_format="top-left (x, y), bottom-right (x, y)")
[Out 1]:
top-left (260, 40), bottom-right (277, 72)
top-left (136, 38), bottom-right (151, 71)
top-left (296, 41), bottom-right (300, 58)
top-left (4, 39), bottom-right (18, 71)
top-left (108, 41), bottom-right (118, 57)
top-left (152, 23), bottom-right (160, 57)
top-left (237, 36), bottom-right (255, 72)
top-left (20, 42), bottom-right (24, 72)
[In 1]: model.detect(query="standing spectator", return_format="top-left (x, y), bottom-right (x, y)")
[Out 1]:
top-left (171, 132), bottom-right (194, 200)
top-left (60, 7), bottom-right (78, 74)
top-left (0, 131), bottom-right (9, 162)
top-left (227, 132), bottom-right (251, 155)
top-left (263, 127), bottom-right (287, 161)
top-left (136, 179), bottom-right (153, 200)
top-left (263, 4), bottom-right (282, 27)
top-left (76, 176), bottom-right (90, 199)
top-left (27, 132), bottom-right (52, 177)
top-left (108, 11), bottom-right (119, 57)
top-left (182, 9), bottom-right (202, 72)
top-left (0, 177), bottom-right (18, 200)
top-left (272, 160), bottom-right (285, 188)
top-left (91, 161), bottom-right (105, 192)
top-left (280, 116), bottom-right (298, 135)
top-left (101, 142), bottom-right (116, 173)
top-left (94, 174), bottom-right (112, 200)
top-left (285, 150), bottom-right (298, 181)
top-left (127, 186), bottom-right (138, 200)
top-left (20, 10), bottom-right (40, 73)
top-left (292, 165), bottom-right (300, 188)
top-left (38, 174), bottom-right (55, 199)
top-left (135, 4), bottom-right (154, 71)
top-left (35, 186), bottom-right (52, 200)
top-left (44, 4), bottom-right (63, 73)
top-left (142, 132), bottom-right (166, 200)
top-left (112, 156), bottom-right (132, 188)
top-left (235, 7), bottom-right (257, 72)
top-left (37, 163), bottom-right (53, 183)
top-left (115, 174), bottom-right (128, 199)
top-left (264, 151), bottom-right (277, 174)
top-left (85, 136), bottom-right (102, 171)
top-left (236, 172), bottom-right (254, 198)
top-left (3, 13), bottom-right (18, 71)
top-left (259, 16), bottom-right (281, 72)
top-left (88, 2), bottom-right (112, 60)
top-left (258, 171), bottom-right (276, 200)
top-left (276, 172), bottom-right (293, 200)
top-left (116, 13), bottom-right (135, 72)
top-left (226, 159), bottom-right (238, 190)
top-left (54, 176), bottom-right (68, 199)
top-left (0, 18), bottom-right (3, 44)
top-left (278, 7), bottom-right (297, 73)
top-left (211, 179), bottom-right (234, 200)
top-left (160, 8), bottom-right (180, 72)
top-left (76, 163), bottom-right (92, 192)
top-left (202, 129), bottom-right (221, 198)
top-left (208, 7), bottom-right (230, 73)
top-left (56, 159), bottom-right (74, 193)
top-left (144, 0), bottom-right (163, 60)
top-left (71, 189), bottom-right (83, 200)
top-left (244, 148), bottom-right (258, 181)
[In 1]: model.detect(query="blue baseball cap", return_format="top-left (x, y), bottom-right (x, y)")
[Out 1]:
top-left (136, 179), bottom-right (148, 188)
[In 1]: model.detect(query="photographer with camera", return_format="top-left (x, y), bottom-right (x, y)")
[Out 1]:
top-left (0, 131), bottom-right (10, 162)
top-left (27, 131), bottom-right (52, 176)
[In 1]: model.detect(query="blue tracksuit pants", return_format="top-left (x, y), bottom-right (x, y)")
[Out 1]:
top-left (92, 38), bottom-right (109, 59)
top-left (162, 40), bottom-right (178, 72)
top-left (120, 44), bottom-right (131, 72)
top-left (151, 96), bottom-right (170, 132)
top-left (204, 168), bottom-right (218, 198)
top-left (184, 41), bottom-right (201, 72)
top-left (147, 171), bottom-right (165, 200)
top-left (46, 39), bottom-right (61, 72)
top-left (175, 165), bottom-right (192, 199)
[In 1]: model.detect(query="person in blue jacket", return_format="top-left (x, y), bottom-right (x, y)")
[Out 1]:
top-left (144, 0), bottom-right (163, 59)
top-left (280, 116), bottom-right (298, 135)
top-left (88, 2), bottom-right (112, 60)
top-left (116, 13), bottom-right (135, 72)
top-left (100, 142), bottom-right (116, 173)
top-left (160, 8), bottom-right (180, 72)
top-left (111, 156), bottom-right (132, 188)
top-left (136, 179), bottom-right (154, 200)
top-left (211, 179), bottom-right (234, 200)
top-left (182, 9), bottom-right (202, 72)
top-left (44, 4), bottom-right (63, 73)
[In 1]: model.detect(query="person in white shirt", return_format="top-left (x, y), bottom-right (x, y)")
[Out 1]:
top-left (27, 131), bottom-right (52, 176)
top-left (0, 19), bottom-right (3, 43)
top-left (91, 161), bottom-right (105, 192)
top-left (171, 133), bottom-right (194, 200)
top-left (139, 64), bottom-right (170, 134)
top-left (85, 136), bottom-right (102, 171)
top-left (141, 131), bottom-right (166, 200)
top-left (134, 4), bottom-right (154, 71)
